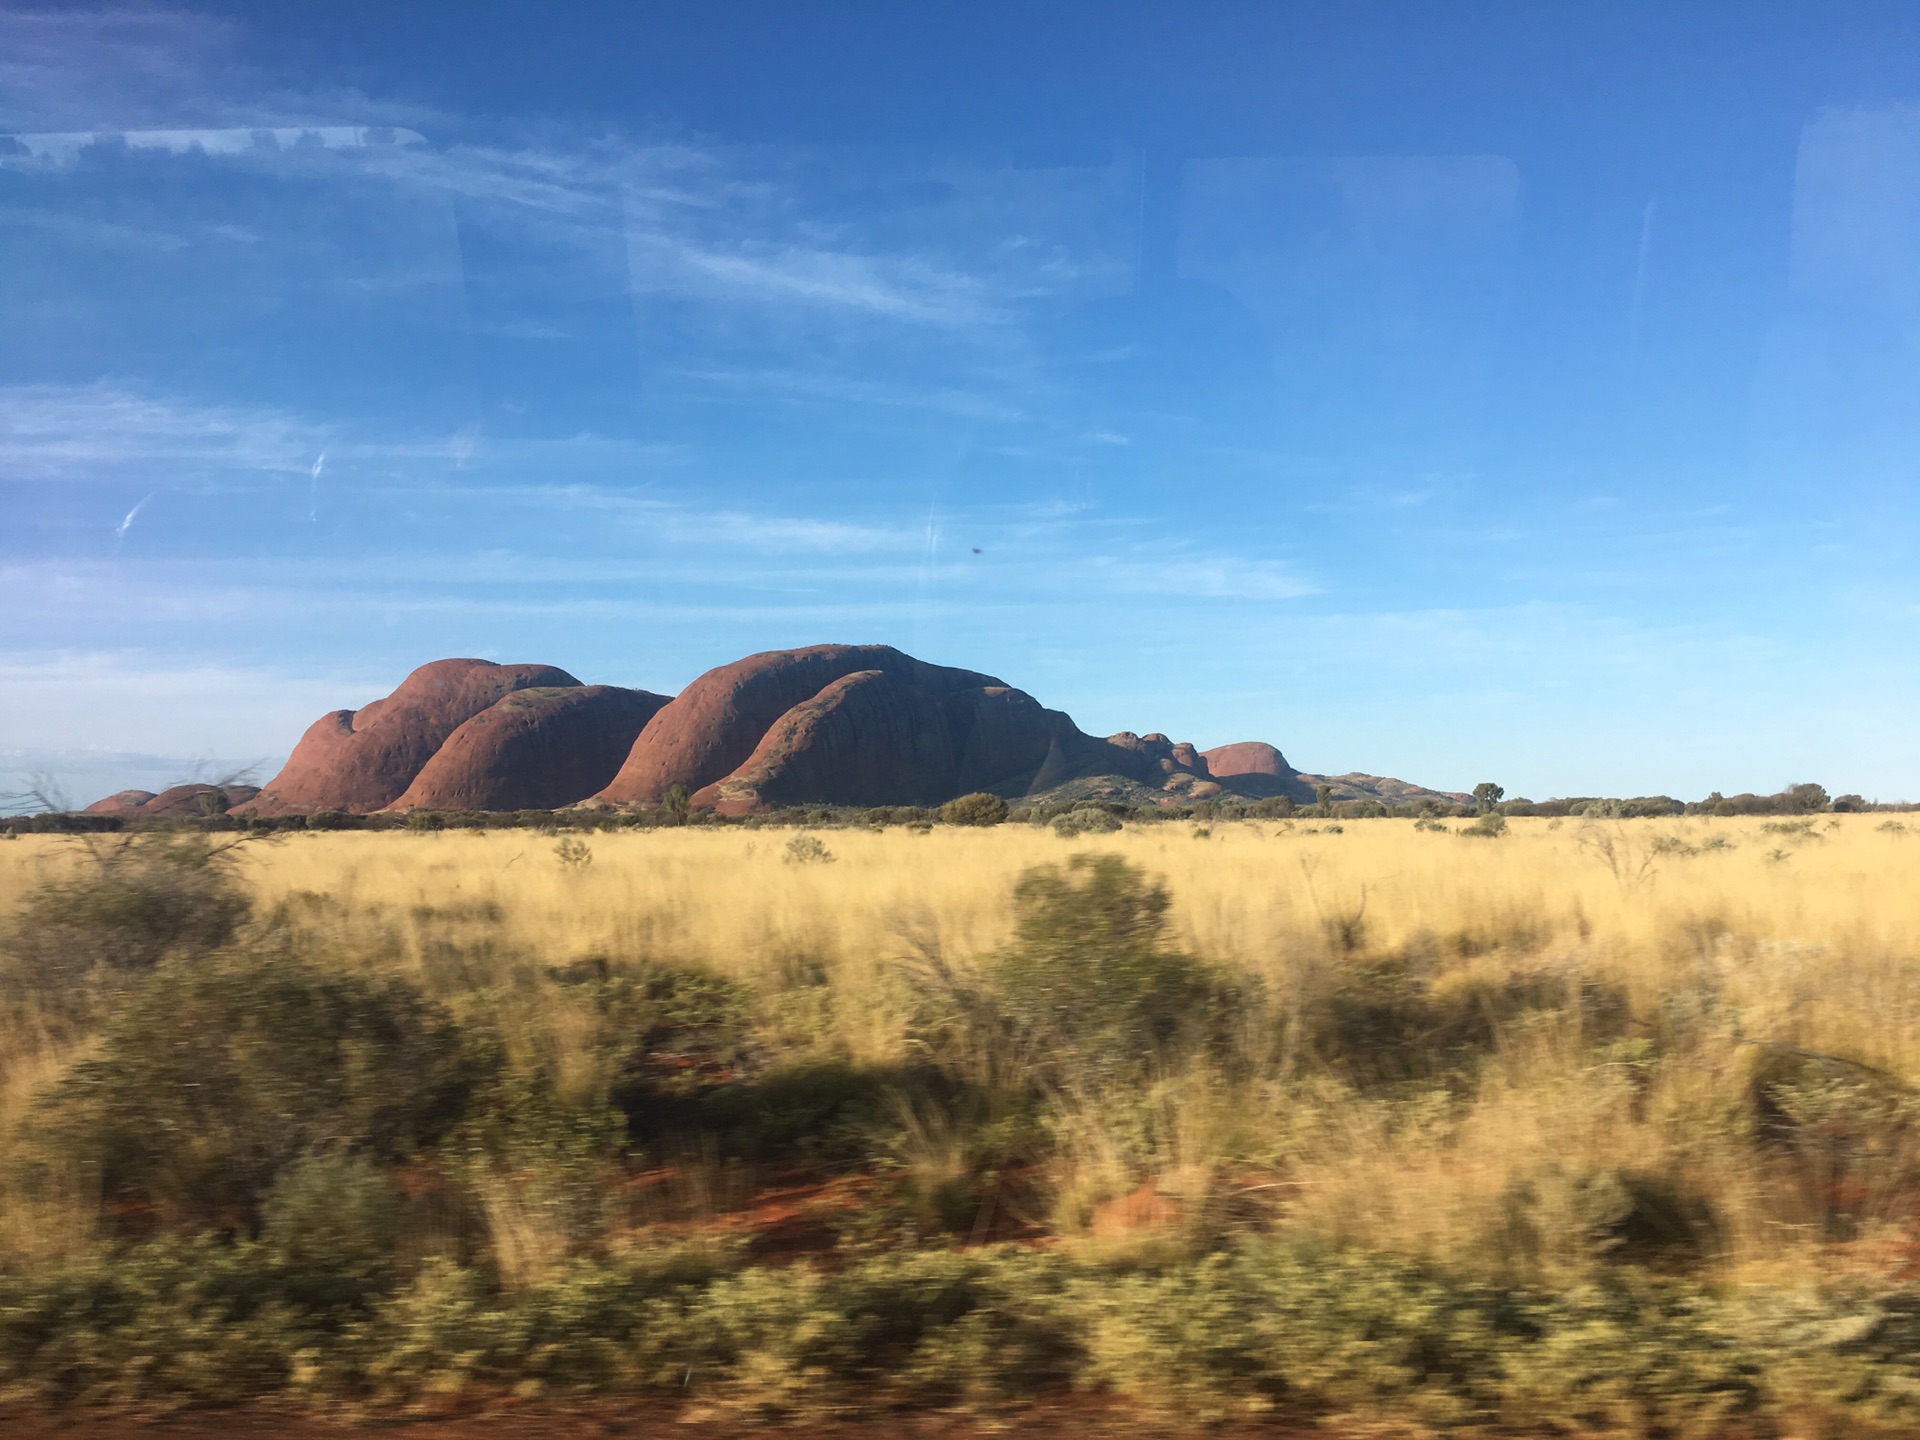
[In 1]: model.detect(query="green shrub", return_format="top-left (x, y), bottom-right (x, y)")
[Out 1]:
top-left (260, 1153), bottom-right (408, 1311)
top-left (43, 955), bottom-right (484, 1230)
top-left (1052, 804), bottom-right (1122, 837)
top-left (992, 855), bottom-right (1215, 1085)
top-left (6, 1236), bottom-right (1920, 1426)
top-left (940, 792), bottom-right (1009, 827)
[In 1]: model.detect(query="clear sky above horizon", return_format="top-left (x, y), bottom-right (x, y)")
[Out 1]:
top-left (5, 2), bottom-right (1920, 805)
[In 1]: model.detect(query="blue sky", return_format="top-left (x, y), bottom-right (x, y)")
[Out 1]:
top-left (5, 2), bottom-right (1920, 804)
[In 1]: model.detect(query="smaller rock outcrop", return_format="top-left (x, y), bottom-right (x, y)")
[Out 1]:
top-left (1199, 740), bottom-right (1316, 802)
top-left (390, 685), bottom-right (670, 813)
top-left (242, 658), bottom-right (579, 815)
top-left (84, 783), bottom-right (262, 818)
top-left (683, 659), bottom-right (1080, 815)
top-left (598, 645), bottom-right (1008, 807)
top-left (1203, 741), bottom-right (1292, 779)
top-left (1301, 771), bottom-right (1472, 806)
top-left (83, 790), bottom-right (156, 815)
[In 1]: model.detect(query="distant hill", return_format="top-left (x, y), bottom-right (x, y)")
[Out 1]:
top-left (88, 646), bottom-right (1461, 817)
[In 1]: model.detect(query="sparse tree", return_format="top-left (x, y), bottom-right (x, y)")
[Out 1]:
top-left (1782, 782), bottom-right (1830, 814)
top-left (662, 783), bottom-right (692, 824)
top-left (1472, 782), bottom-right (1505, 815)
top-left (1, 770), bottom-right (72, 817)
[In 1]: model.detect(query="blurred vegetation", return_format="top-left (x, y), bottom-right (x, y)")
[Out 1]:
top-left (3, 819), bottom-right (1920, 1432)
top-left (6, 774), bottom-right (1905, 842)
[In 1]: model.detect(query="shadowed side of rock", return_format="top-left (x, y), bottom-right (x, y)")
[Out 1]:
top-left (596, 644), bottom-right (1002, 806)
top-left (241, 658), bottom-right (580, 815)
top-left (688, 668), bottom-right (1253, 814)
top-left (390, 685), bottom-right (671, 812)
top-left (691, 670), bottom-right (1075, 813)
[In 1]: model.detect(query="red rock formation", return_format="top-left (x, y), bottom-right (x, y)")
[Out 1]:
top-left (144, 783), bottom-right (261, 817)
top-left (1198, 740), bottom-right (1318, 803)
top-left (84, 790), bottom-right (156, 815)
top-left (242, 659), bottom-right (579, 815)
top-left (84, 784), bottom-right (261, 817)
top-left (83, 646), bottom-right (1445, 819)
top-left (1106, 732), bottom-right (1210, 778)
top-left (685, 661), bottom-right (1076, 815)
top-left (687, 671), bottom-right (1049, 813)
top-left (390, 685), bottom-right (669, 812)
top-left (1202, 741), bottom-right (1293, 778)
top-left (950, 685), bottom-right (1061, 794)
top-left (597, 644), bottom-right (1003, 806)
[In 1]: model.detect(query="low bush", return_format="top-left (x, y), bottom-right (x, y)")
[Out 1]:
top-left (940, 792), bottom-right (1010, 827)
top-left (41, 954), bottom-right (484, 1231)
top-left (1052, 804), bottom-right (1122, 837)
top-left (992, 855), bottom-right (1219, 1087)
top-left (5, 1237), bottom-right (1920, 1428)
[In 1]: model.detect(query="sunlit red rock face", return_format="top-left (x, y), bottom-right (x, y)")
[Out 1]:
top-left (390, 685), bottom-right (670, 812)
top-left (242, 659), bottom-right (580, 815)
top-left (1200, 740), bottom-right (1318, 803)
top-left (1203, 740), bottom-right (1293, 778)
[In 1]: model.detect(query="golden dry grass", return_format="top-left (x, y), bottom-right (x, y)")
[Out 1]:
top-left (4, 813), bottom-right (1917, 1280)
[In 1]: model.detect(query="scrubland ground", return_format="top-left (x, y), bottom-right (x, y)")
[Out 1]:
top-left (4, 814), bottom-right (1920, 1433)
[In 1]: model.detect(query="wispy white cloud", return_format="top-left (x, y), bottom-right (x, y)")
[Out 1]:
top-left (113, 491), bottom-right (154, 539)
top-left (422, 484), bottom-right (917, 555)
top-left (1077, 553), bottom-right (1317, 601)
top-left (0, 649), bottom-right (359, 798)
top-left (0, 8), bottom-right (435, 134)
top-left (1, 125), bottom-right (427, 169)
top-left (667, 365), bottom-right (1025, 422)
top-left (629, 231), bottom-right (1002, 327)
top-left (0, 382), bottom-right (320, 480)
top-left (0, 384), bottom-right (595, 489)
top-left (0, 8), bottom-right (235, 131)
